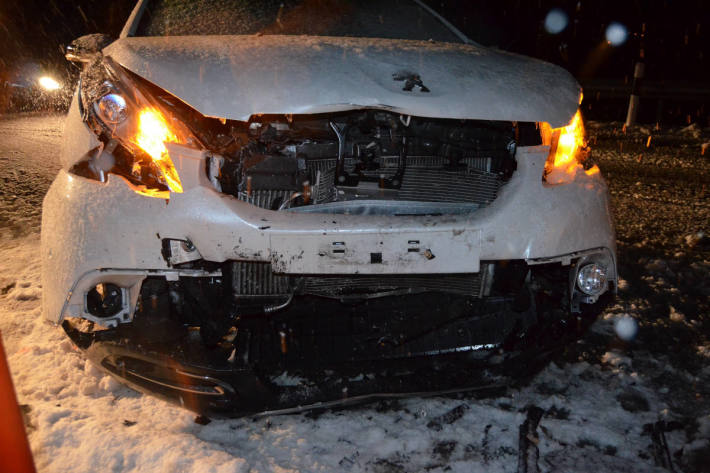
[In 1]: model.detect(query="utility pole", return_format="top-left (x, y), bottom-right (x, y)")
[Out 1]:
top-left (625, 61), bottom-right (645, 127)
top-left (625, 23), bottom-right (646, 127)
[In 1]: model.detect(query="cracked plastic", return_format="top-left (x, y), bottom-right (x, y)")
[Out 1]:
top-left (42, 118), bottom-right (616, 324)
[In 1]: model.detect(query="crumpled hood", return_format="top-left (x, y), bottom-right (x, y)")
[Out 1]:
top-left (104, 35), bottom-right (580, 128)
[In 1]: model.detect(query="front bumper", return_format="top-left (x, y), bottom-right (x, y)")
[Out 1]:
top-left (41, 144), bottom-right (616, 326)
top-left (42, 137), bottom-right (617, 414)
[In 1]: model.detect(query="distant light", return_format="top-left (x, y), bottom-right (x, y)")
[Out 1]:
top-left (544, 9), bottom-right (569, 34)
top-left (38, 76), bottom-right (61, 91)
top-left (605, 22), bottom-right (628, 46)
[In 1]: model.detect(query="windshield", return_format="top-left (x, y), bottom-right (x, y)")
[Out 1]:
top-left (134, 0), bottom-right (464, 43)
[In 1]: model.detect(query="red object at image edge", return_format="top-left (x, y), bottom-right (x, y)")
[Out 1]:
top-left (0, 332), bottom-right (37, 473)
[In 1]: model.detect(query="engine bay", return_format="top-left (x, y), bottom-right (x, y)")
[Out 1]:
top-left (207, 111), bottom-right (539, 215)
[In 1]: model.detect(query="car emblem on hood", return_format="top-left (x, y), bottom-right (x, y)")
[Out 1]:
top-left (392, 71), bottom-right (430, 93)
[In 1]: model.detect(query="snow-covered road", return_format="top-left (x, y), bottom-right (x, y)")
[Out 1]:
top-left (0, 115), bottom-right (708, 472)
top-left (0, 113), bottom-right (63, 238)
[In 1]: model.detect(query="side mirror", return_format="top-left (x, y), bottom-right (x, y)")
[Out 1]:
top-left (65, 34), bottom-right (114, 63)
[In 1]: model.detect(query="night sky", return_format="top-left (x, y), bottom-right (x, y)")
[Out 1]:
top-left (437, 0), bottom-right (707, 82)
top-left (0, 0), bottom-right (707, 114)
top-left (0, 1), bottom-right (134, 83)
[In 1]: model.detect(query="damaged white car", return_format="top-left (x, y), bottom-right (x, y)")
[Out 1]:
top-left (42, 0), bottom-right (616, 415)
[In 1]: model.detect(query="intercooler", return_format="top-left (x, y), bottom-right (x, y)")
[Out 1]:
top-left (231, 261), bottom-right (488, 300)
top-left (301, 273), bottom-right (484, 298)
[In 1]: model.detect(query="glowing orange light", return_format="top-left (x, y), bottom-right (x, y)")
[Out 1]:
top-left (133, 186), bottom-right (170, 199)
top-left (585, 165), bottom-right (600, 176)
top-left (132, 107), bottom-right (183, 194)
top-left (543, 110), bottom-right (594, 184)
top-left (553, 110), bottom-right (585, 170)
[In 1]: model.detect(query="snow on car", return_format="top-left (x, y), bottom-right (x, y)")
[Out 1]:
top-left (41, 0), bottom-right (616, 415)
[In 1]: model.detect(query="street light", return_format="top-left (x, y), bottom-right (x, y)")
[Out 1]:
top-left (38, 76), bottom-right (61, 91)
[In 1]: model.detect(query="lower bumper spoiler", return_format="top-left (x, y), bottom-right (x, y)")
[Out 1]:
top-left (63, 292), bottom-right (613, 417)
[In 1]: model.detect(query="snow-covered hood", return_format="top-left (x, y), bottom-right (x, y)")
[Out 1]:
top-left (104, 35), bottom-right (580, 128)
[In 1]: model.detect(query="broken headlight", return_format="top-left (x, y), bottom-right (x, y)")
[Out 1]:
top-left (540, 109), bottom-right (598, 185)
top-left (78, 58), bottom-right (201, 198)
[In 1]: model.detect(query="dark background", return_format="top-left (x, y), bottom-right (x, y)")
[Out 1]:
top-left (0, 0), bottom-right (707, 123)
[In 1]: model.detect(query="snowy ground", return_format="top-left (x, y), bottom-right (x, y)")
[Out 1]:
top-left (0, 114), bottom-right (709, 472)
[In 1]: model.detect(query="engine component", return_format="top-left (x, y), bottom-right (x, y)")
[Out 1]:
top-left (229, 260), bottom-right (492, 302)
top-left (209, 111), bottom-right (531, 214)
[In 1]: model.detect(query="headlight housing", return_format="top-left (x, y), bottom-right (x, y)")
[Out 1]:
top-left (540, 109), bottom-right (598, 185)
top-left (576, 262), bottom-right (608, 296)
top-left (77, 57), bottom-right (202, 198)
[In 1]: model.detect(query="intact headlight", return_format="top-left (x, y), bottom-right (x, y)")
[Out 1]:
top-left (576, 262), bottom-right (608, 296)
top-left (78, 58), bottom-right (201, 198)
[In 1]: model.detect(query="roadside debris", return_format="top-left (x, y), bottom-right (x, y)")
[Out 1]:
top-left (644, 420), bottom-right (679, 472)
top-left (517, 405), bottom-right (544, 473)
top-left (426, 403), bottom-right (470, 431)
